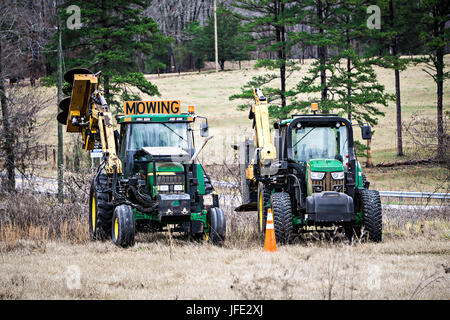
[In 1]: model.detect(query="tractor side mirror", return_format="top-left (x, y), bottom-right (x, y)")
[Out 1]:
top-left (361, 125), bottom-right (372, 140)
top-left (200, 122), bottom-right (209, 137)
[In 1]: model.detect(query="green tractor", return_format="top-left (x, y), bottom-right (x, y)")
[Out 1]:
top-left (57, 68), bottom-right (225, 248)
top-left (237, 89), bottom-right (382, 243)
top-left (90, 111), bottom-right (226, 247)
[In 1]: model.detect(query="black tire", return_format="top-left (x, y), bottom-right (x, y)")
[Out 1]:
top-left (111, 205), bottom-right (135, 248)
top-left (271, 192), bottom-right (294, 245)
top-left (208, 207), bottom-right (226, 245)
top-left (362, 173), bottom-right (367, 186)
top-left (89, 173), bottom-right (113, 240)
top-left (360, 189), bottom-right (382, 242)
top-left (257, 182), bottom-right (271, 234)
top-left (215, 208), bottom-right (226, 242)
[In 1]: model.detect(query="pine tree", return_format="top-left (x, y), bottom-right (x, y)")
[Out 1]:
top-left (367, 0), bottom-right (422, 157)
top-left (289, 0), bottom-right (392, 166)
top-left (45, 0), bottom-right (171, 111)
top-left (229, 0), bottom-right (298, 118)
top-left (291, 1), bottom-right (392, 125)
top-left (290, 0), bottom-right (340, 113)
top-left (183, 21), bottom-right (208, 72)
top-left (418, 0), bottom-right (450, 160)
top-left (331, 0), bottom-right (393, 126)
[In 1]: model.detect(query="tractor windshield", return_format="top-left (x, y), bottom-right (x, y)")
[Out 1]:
top-left (292, 125), bottom-right (349, 168)
top-left (129, 122), bottom-right (190, 151)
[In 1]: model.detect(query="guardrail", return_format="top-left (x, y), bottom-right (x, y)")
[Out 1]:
top-left (3, 175), bottom-right (449, 203)
top-left (378, 191), bottom-right (449, 201)
top-left (212, 180), bottom-right (449, 203)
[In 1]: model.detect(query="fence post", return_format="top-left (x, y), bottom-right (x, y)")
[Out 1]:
top-left (53, 148), bottom-right (56, 168)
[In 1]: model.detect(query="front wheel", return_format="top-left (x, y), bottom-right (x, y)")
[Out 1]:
top-left (112, 205), bottom-right (135, 248)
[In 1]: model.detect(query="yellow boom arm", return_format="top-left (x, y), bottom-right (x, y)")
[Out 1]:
top-left (251, 88), bottom-right (277, 164)
top-left (58, 70), bottom-right (122, 175)
top-left (243, 88), bottom-right (277, 180)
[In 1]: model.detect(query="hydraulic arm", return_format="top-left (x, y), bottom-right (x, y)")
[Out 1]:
top-left (249, 88), bottom-right (277, 165)
top-left (57, 69), bottom-right (122, 175)
top-left (245, 88), bottom-right (277, 181)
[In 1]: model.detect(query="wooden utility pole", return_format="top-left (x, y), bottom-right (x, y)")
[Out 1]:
top-left (57, 21), bottom-right (64, 203)
top-left (214, 0), bottom-right (218, 72)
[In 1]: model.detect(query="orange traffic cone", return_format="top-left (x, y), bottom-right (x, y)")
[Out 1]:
top-left (264, 208), bottom-right (277, 252)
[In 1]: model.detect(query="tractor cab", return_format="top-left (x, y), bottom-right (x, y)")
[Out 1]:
top-left (117, 114), bottom-right (197, 179)
top-left (280, 116), bottom-right (357, 197)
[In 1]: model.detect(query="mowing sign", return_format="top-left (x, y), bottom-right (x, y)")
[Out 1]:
top-left (124, 100), bottom-right (181, 115)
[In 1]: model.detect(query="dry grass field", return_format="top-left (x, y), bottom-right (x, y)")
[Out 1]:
top-left (0, 209), bottom-right (449, 300)
top-left (0, 189), bottom-right (449, 300)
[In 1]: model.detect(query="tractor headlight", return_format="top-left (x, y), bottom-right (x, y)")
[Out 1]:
top-left (310, 172), bottom-right (325, 180)
top-left (158, 185), bottom-right (169, 192)
top-left (174, 185), bottom-right (184, 191)
top-left (331, 171), bottom-right (345, 180)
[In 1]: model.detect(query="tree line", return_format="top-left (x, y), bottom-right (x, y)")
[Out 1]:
top-left (229, 0), bottom-right (448, 161)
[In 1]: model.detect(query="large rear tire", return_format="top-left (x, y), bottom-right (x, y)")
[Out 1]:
top-left (111, 205), bottom-right (135, 248)
top-left (89, 173), bottom-right (113, 240)
top-left (271, 192), bottom-right (294, 245)
top-left (208, 207), bottom-right (226, 245)
top-left (360, 189), bottom-right (382, 242)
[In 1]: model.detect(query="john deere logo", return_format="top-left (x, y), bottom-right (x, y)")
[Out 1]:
top-left (124, 100), bottom-right (181, 115)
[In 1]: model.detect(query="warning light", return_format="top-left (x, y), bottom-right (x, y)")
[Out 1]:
top-left (188, 105), bottom-right (195, 114)
top-left (311, 103), bottom-right (319, 112)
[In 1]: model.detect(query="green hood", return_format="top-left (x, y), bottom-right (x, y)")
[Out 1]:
top-left (308, 159), bottom-right (343, 172)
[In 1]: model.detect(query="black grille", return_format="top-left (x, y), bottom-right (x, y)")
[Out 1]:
top-left (311, 172), bottom-right (344, 193)
top-left (157, 174), bottom-right (185, 194)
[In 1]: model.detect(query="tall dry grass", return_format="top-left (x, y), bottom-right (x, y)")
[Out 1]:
top-left (383, 206), bottom-right (450, 241)
top-left (0, 183), bottom-right (448, 299)
top-left (1, 162), bottom-right (448, 254)
top-left (0, 192), bottom-right (89, 253)
top-left (0, 170), bottom-right (92, 253)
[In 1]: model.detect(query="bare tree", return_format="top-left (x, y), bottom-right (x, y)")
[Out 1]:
top-left (403, 114), bottom-right (449, 167)
top-left (145, 0), bottom-right (218, 71)
top-left (0, 0), bottom-right (55, 192)
top-left (0, 2), bottom-right (20, 192)
top-left (23, 0), bottom-right (56, 82)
